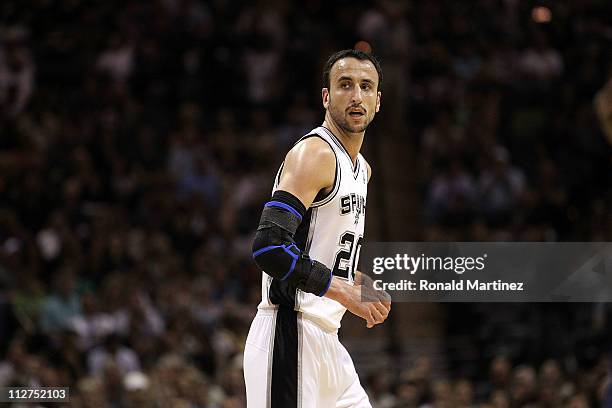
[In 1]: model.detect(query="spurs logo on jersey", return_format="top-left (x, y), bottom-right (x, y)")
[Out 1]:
top-left (340, 193), bottom-right (366, 225)
top-left (258, 126), bottom-right (368, 331)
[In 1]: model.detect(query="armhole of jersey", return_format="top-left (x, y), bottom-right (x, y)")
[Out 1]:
top-left (305, 135), bottom-right (340, 208)
top-left (274, 133), bottom-right (336, 193)
top-left (277, 134), bottom-right (340, 208)
top-left (273, 162), bottom-right (285, 188)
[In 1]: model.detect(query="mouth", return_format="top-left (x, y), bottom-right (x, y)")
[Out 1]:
top-left (347, 108), bottom-right (365, 119)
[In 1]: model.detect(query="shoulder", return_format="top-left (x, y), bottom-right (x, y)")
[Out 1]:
top-left (279, 135), bottom-right (336, 192)
top-left (286, 136), bottom-right (336, 173)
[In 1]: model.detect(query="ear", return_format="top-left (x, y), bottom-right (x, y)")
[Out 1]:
top-left (375, 91), bottom-right (381, 113)
top-left (322, 88), bottom-right (330, 109)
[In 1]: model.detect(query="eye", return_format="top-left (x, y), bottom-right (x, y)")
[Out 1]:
top-left (361, 83), bottom-right (372, 91)
top-left (340, 82), bottom-right (351, 89)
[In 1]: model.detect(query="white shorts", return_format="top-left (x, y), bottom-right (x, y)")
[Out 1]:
top-left (243, 307), bottom-right (371, 408)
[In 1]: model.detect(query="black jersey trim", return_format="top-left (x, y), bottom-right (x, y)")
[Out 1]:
top-left (320, 126), bottom-right (362, 179)
top-left (320, 126), bottom-right (351, 162)
top-left (293, 208), bottom-right (312, 249)
top-left (305, 207), bottom-right (317, 253)
top-left (311, 154), bottom-right (340, 207)
top-left (273, 162), bottom-right (284, 187)
top-left (353, 155), bottom-right (361, 180)
top-left (295, 206), bottom-right (318, 311)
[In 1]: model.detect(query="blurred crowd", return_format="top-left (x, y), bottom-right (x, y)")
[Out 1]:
top-left (0, 0), bottom-right (611, 407)
top-left (409, 3), bottom-right (612, 242)
top-left (365, 355), bottom-right (610, 408)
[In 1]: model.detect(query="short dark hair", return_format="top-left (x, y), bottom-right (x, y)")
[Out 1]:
top-left (322, 49), bottom-right (383, 90)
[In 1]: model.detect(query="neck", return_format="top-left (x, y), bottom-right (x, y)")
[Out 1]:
top-left (322, 113), bottom-right (364, 165)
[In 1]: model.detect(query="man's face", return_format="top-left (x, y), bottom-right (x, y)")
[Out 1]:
top-left (323, 57), bottom-right (381, 134)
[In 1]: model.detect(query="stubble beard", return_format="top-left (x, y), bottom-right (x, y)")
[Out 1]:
top-left (328, 98), bottom-right (371, 134)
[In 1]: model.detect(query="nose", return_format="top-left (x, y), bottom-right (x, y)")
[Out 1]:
top-left (350, 84), bottom-right (363, 104)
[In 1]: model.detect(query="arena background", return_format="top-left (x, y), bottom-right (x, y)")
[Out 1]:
top-left (0, 0), bottom-right (611, 407)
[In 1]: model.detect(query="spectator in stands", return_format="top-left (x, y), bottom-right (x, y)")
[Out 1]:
top-left (39, 267), bottom-right (81, 334)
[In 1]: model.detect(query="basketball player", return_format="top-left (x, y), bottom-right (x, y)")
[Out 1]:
top-left (244, 49), bottom-right (391, 407)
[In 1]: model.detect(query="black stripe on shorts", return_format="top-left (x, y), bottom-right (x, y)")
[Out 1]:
top-left (271, 306), bottom-right (299, 407)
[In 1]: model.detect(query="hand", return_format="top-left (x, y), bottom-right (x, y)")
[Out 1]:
top-left (354, 271), bottom-right (392, 306)
top-left (354, 271), bottom-right (391, 327)
top-left (325, 275), bottom-right (391, 328)
top-left (350, 283), bottom-right (392, 328)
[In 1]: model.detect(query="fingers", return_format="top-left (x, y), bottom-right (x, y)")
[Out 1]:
top-left (361, 290), bottom-right (392, 328)
top-left (371, 289), bottom-right (391, 313)
top-left (373, 301), bottom-right (389, 320)
top-left (361, 281), bottom-right (392, 306)
top-left (365, 303), bottom-right (387, 328)
top-left (379, 291), bottom-right (392, 311)
top-left (347, 285), bottom-right (391, 328)
top-left (371, 305), bottom-right (385, 323)
top-left (360, 285), bottom-right (379, 302)
top-left (365, 311), bottom-right (375, 328)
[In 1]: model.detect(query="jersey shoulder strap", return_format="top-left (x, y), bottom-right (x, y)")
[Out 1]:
top-left (272, 128), bottom-right (341, 207)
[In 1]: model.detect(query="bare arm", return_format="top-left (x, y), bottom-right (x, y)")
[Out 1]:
top-left (276, 137), bottom-right (336, 208)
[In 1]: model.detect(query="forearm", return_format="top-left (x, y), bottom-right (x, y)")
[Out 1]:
top-left (324, 274), bottom-right (382, 306)
top-left (354, 270), bottom-right (365, 285)
top-left (323, 276), bottom-right (350, 305)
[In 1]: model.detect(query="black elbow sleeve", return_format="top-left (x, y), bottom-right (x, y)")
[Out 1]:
top-left (252, 226), bottom-right (300, 281)
top-left (252, 190), bottom-right (332, 296)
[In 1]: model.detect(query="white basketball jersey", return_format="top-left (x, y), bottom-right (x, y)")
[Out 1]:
top-left (257, 126), bottom-right (368, 331)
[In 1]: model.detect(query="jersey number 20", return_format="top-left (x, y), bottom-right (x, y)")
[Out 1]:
top-left (331, 231), bottom-right (363, 281)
